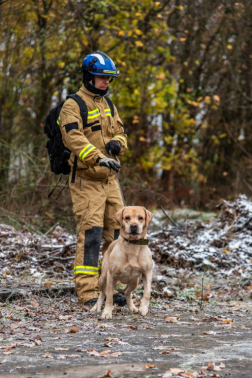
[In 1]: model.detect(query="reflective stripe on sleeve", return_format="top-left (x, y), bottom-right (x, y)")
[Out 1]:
top-left (115, 135), bottom-right (127, 148)
top-left (87, 108), bottom-right (100, 119)
top-left (104, 108), bottom-right (112, 117)
top-left (79, 144), bottom-right (96, 162)
top-left (74, 266), bottom-right (99, 275)
top-left (57, 115), bottom-right (60, 125)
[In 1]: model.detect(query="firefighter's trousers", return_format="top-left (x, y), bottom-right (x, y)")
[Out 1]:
top-left (69, 175), bottom-right (123, 303)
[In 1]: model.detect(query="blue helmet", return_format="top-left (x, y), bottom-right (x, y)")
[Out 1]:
top-left (79, 51), bottom-right (119, 77)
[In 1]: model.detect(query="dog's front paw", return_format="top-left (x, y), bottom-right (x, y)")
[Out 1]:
top-left (101, 310), bottom-right (113, 319)
top-left (139, 305), bottom-right (148, 316)
top-left (129, 305), bottom-right (138, 313)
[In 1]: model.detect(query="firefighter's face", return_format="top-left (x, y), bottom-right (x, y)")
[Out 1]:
top-left (93, 75), bottom-right (110, 90)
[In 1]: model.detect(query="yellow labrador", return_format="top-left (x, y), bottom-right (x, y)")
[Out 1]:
top-left (91, 206), bottom-right (153, 319)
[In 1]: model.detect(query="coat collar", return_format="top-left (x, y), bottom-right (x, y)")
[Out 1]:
top-left (79, 84), bottom-right (99, 99)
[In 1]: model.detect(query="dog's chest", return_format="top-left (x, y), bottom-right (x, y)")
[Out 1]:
top-left (115, 255), bottom-right (143, 282)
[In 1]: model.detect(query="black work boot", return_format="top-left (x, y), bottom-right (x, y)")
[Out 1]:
top-left (113, 293), bottom-right (127, 307)
top-left (84, 298), bottom-right (98, 307)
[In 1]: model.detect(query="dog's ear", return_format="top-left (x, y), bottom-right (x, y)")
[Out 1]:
top-left (144, 208), bottom-right (153, 227)
top-left (115, 207), bottom-right (126, 226)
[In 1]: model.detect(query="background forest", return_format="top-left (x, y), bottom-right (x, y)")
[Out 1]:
top-left (1, 0), bottom-right (252, 232)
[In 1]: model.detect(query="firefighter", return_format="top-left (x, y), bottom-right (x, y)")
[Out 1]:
top-left (59, 51), bottom-right (127, 306)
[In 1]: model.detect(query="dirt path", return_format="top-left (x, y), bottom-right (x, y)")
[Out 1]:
top-left (1, 300), bottom-right (252, 378)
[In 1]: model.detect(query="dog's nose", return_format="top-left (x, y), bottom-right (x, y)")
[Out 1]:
top-left (130, 223), bottom-right (138, 233)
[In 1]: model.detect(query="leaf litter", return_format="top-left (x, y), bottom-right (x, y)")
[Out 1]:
top-left (151, 195), bottom-right (252, 276)
top-left (0, 196), bottom-right (251, 376)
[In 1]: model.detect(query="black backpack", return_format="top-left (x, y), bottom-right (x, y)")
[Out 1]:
top-left (44, 94), bottom-right (114, 177)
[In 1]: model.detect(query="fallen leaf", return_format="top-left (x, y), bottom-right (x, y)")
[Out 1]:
top-left (222, 248), bottom-right (230, 254)
top-left (44, 281), bottom-right (54, 287)
top-left (57, 355), bottom-right (66, 359)
top-left (145, 364), bottom-right (155, 368)
top-left (221, 319), bottom-right (233, 324)
top-left (202, 331), bottom-right (216, 335)
top-left (5, 346), bottom-right (11, 352)
top-left (207, 362), bottom-right (222, 371)
top-left (87, 349), bottom-right (100, 356)
top-left (59, 315), bottom-right (72, 321)
top-left (64, 326), bottom-right (79, 334)
top-left (65, 354), bottom-right (79, 358)
top-left (160, 350), bottom-right (170, 354)
top-left (98, 370), bottom-right (112, 378)
top-left (97, 323), bottom-right (110, 329)
top-left (99, 350), bottom-right (112, 356)
top-left (169, 368), bottom-right (185, 373)
top-left (109, 352), bottom-right (122, 357)
top-left (106, 337), bottom-right (118, 342)
top-left (55, 347), bottom-right (69, 351)
top-left (126, 325), bottom-right (138, 330)
top-left (164, 316), bottom-right (178, 323)
top-left (20, 343), bottom-right (36, 348)
top-left (44, 352), bottom-right (52, 358)
top-left (31, 300), bottom-right (39, 307)
top-left (190, 308), bottom-right (199, 313)
top-left (184, 372), bottom-right (198, 377)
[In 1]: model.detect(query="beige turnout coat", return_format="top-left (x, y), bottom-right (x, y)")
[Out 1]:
top-left (59, 84), bottom-right (127, 180)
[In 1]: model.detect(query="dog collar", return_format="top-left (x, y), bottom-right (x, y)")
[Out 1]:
top-left (123, 237), bottom-right (149, 245)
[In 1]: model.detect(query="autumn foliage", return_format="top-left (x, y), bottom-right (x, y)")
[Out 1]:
top-left (1, 0), bottom-right (252, 218)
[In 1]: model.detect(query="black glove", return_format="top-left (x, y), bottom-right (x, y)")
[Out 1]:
top-left (98, 157), bottom-right (121, 172)
top-left (105, 140), bottom-right (121, 155)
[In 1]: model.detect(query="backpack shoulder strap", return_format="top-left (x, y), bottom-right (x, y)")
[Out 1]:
top-left (66, 94), bottom-right (88, 184)
top-left (66, 94), bottom-right (88, 127)
top-left (104, 96), bottom-right (114, 118)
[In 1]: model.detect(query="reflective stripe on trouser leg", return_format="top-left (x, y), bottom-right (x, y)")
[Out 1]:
top-left (74, 227), bottom-right (103, 303)
top-left (74, 227), bottom-right (103, 275)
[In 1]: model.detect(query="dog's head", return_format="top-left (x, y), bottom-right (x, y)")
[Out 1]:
top-left (115, 206), bottom-right (153, 240)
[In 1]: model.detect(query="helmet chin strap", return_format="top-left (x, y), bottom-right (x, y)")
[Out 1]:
top-left (83, 72), bottom-right (109, 96)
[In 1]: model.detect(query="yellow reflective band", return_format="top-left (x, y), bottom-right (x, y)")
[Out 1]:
top-left (87, 108), bottom-right (100, 119)
top-left (74, 265), bottom-right (99, 275)
top-left (104, 108), bottom-right (112, 116)
top-left (115, 135), bottom-right (127, 148)
top-left (79, 144), bottom-right (96, 162)
top-left (103, 70), bottom-right (116, 74)
top-left (57, 116), bottom-right (60, 125)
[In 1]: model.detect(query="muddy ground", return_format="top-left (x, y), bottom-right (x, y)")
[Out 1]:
top-left (0, 281), bottom-right (252, 378)
top-left (1, 195), bottom-right (252, 377)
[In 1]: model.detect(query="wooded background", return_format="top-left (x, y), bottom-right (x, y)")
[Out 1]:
top-left (1, 0), bottom-right (252, 231)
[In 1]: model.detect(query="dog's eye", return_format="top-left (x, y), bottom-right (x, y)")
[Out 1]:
top-left (125, 216), bottom-right (130, 221)
top-left (139, 217), bottom-right (143, 221)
